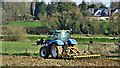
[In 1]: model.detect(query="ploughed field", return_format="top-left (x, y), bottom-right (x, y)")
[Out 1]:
top-left (2, 55), bottom-right (120, 66)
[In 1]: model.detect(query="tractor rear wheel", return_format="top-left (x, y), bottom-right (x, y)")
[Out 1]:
top-left (40, 46), bottom-right (49, 58)
top-left (50, 43), bottom-right (59, 59)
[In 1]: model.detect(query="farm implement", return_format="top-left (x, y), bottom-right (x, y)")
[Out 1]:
top-left (39, 30), bottom-right (100, 59)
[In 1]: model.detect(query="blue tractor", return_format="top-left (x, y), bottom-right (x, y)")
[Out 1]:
top-left (40, 30), bottom-right (100, 59)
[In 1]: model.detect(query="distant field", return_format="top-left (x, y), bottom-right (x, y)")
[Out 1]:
top-left (1, 41), bottom-right (87, 55)
top-left (1, 40), bottom-right (119, 57)
top-left (1, 42), bottom-right (40, 54)
top-left (72, 34), bottom-right (118, 38)
top-left (27, 35), bottom-right (118, 43)
top-left (4, 21), bottom-right (42, 27)
top-left (1, 34), bottom-right (118, 56)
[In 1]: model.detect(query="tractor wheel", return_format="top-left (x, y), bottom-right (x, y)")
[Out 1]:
top-left (50, 43), bottom-right (59, 59)
top-left (40, 46), bottom-right (49, 58)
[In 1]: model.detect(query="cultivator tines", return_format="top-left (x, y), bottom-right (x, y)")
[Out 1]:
top-left (67, 46), bottom-right (100, 59)
top-left (61, 46), bottom-right (100, 59)
top-left (72, 54), bottom-right (100, 59)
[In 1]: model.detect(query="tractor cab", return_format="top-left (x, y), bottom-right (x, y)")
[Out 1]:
top-left (52, 30), bottom-right (70, 42)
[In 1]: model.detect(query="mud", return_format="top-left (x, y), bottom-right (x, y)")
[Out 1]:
top-left (2, 55), bottom-right (120, 66)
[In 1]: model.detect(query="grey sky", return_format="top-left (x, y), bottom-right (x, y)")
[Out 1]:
top-left (38, 0), bottom-right (111, 7)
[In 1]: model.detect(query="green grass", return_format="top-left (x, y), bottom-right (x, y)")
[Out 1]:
top-left (1, 41), bottom-right (119, 58)
top-left (27, 35), bottom-right (50, 42)
top-left (4, 21), bottom-right (42, 27)
top-left (1, 34), bottom-right (118, 56)
top-left (72, 34), bottom-right (118, 38)
top-left (1, 42), bottom-right (40, 54)
top-left (1, 41), bottom-right (87, 56)
top-left (27, 35), bottom-right (118, 43)
top-left (2, 34), bottom-right (118, 43)
top-left (78, 43), bottom-right (87, 52)
top-left (75, 38), bottom-right (118, 43)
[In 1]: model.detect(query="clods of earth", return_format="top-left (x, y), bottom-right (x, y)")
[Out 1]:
top-left (2, 55), bottom-right (120, 66)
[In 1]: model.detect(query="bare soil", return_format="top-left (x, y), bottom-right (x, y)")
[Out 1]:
top-left (2, 55), bottom-right (120, 66)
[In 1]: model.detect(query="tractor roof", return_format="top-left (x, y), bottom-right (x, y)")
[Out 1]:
top-left (52, 30), bottom-right (70, 33)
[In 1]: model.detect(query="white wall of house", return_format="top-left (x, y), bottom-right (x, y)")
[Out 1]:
top-left (90, 16), bottom-right (110, 21)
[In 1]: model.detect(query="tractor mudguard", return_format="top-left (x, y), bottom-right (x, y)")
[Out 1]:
top-left (49, 40), bottom-right (64, 46)
top-left (67, 39), bottom-right (77, 45)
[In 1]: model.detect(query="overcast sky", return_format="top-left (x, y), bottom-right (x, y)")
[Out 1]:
top-left (35, 0), bottom-right (111, 7)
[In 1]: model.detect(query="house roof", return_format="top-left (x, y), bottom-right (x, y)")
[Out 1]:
top-left (88, 8), bottom-right (120, 17)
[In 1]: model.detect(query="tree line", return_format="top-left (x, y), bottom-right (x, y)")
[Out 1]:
top-left (2, 1), bottom-right (120, 35)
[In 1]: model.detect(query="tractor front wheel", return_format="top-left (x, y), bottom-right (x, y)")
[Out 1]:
top-left (40, 46), bottom-right (49, 58)
top-left (50, 43), bottom-right (59, 59)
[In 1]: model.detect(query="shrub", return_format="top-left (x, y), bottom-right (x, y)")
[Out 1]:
top-left (118, 37), bottom-right (120, 43)
top-left (3, 26), bottom-right (28, 42)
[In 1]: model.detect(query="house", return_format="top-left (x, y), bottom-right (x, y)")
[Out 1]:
top-left (88, 8), bottom-right (120, 21)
